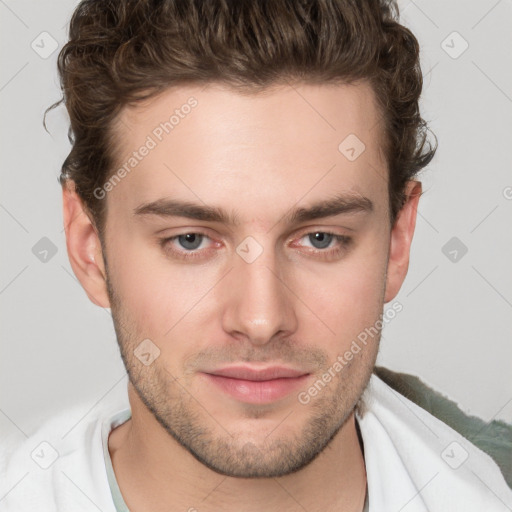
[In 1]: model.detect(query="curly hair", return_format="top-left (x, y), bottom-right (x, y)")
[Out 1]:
top-left (45, 0), bottom-right (437, 240)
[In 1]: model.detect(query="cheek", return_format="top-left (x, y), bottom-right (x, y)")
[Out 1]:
top-left (294, 240), bottom-right (388, 352)
top-left (105, 236), bottom-right (183, 334)
top-left (107, 233), bottom-right (226, 347)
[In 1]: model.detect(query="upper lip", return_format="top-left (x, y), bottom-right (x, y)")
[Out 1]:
top-left (205, 366), bottom-right (309, 381)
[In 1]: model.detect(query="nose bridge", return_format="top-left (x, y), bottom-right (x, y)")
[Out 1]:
top-left (222, 239), bottom-right (296, 344)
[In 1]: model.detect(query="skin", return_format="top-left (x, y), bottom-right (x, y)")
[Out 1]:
top-left (63, 81), bottom-right (421, 512)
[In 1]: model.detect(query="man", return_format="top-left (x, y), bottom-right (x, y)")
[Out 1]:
top-left (1, 0), bottom-right (511, 511)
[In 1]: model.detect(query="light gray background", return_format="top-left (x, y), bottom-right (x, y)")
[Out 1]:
top-left (1, 0), bottom-right (511, 440)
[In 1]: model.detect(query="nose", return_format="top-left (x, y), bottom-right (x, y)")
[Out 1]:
top-left (221, 247), bottom-right (298, 346)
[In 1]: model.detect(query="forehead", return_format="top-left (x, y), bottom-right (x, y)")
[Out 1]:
top-left (107, 81), bottom-right (387, 224)
top-left (116, 80), bottom-right (383, 154)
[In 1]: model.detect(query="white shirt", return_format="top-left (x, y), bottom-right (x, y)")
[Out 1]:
top-left (1, 372), bottom-right (511, 511)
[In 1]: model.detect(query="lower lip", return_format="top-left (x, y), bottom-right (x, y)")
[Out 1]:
top-left (202, 373), bottom-right (310, 404)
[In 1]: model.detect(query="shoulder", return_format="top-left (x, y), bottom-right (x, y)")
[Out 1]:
top-left (355, 367), bottom-right (512, 509)
top-left (0, 403), bottom-right (120, 512)
top-left (372, 365), bottom-right (512, 490)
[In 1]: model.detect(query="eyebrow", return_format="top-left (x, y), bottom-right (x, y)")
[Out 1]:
top-left (133, 193), bottom-right (373, 226)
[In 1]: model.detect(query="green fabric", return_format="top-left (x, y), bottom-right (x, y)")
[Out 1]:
top-left (374, 366), bottom-right (512, 490)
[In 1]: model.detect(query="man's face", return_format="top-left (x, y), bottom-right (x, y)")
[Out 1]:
top-left (97, 81), bottom-right (394, 477)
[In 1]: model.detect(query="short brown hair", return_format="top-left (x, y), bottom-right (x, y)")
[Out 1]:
top-left (45, 0), bottom-right (437, 240)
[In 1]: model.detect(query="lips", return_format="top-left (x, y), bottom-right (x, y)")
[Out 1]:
top-left (202, 365), bottom-right (311, 404)
top-left (207, 366), bottom-right (308, 381)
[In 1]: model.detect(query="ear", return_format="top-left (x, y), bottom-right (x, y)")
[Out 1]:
top-left (62, 181), bottom-right (111, 308)
top-left (384, 180), bottom-right (422, 303)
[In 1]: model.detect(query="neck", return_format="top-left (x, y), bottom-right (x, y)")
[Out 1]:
top-left (108, 385), bottom-right (367, 512)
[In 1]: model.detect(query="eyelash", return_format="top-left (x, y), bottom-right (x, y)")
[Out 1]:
top-left (158, 231), bottom-right (352, 262)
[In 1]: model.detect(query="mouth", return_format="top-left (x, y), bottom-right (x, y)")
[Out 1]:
top-left (201, 365), bottom-right (311, 404)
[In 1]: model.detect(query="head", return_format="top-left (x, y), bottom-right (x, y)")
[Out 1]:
top-left (50, 0), bottom-right (436, 478)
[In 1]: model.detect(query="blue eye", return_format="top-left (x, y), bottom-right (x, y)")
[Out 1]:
top-left (297, 232), bottom-right (352, 260)
top-left (307, 232), bottom-right (335, 249)
top-left (159, 232), bottom-right (215, 261)
top-left (176, 233), bottom-right (205, 251)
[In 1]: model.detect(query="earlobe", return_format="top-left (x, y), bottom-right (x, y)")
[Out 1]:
top-left (62, 181), bottom-right (111, 308)
top-left (384, 180), bottom-right (422, 303)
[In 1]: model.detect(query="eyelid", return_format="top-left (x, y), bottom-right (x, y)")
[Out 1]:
top-left (158, 232), bottom-right (218, 262)
top-left (291, 230), bottom-right (351, 249)
top-left (162, 231), bottom-right (218, 250)
top-left (288, 225), bottom-right (351, 242)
